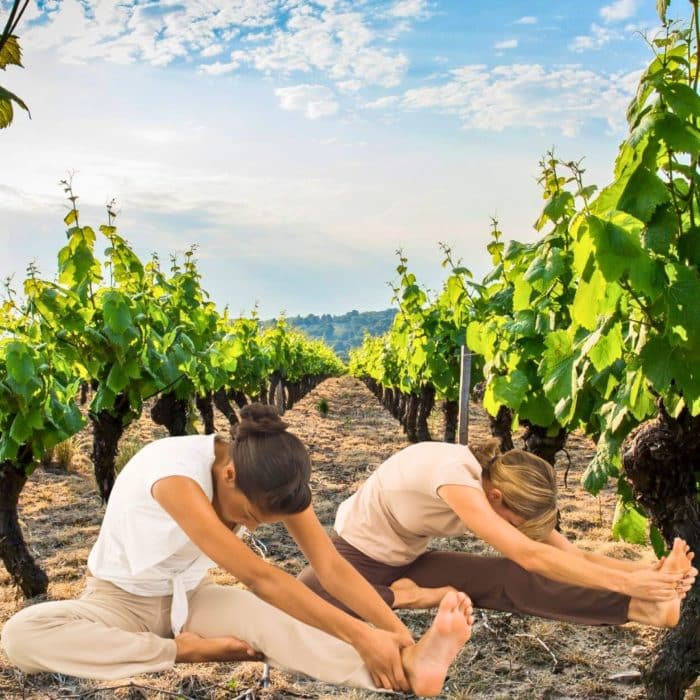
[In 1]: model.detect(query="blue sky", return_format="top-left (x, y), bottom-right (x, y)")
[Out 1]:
top-left (1, 0), bottom-right (689, 317)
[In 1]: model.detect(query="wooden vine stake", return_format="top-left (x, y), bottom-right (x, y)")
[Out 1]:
top-left (457, 345), bottom-right (472, 445)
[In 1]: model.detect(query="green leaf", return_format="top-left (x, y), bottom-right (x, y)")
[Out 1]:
top-left (640, 335), bottom-right (676, 392)
top-left (5, 342), bottom-right (35, 385)
top-left (0, 36), bottom-right (23, 69)
top-left (656, 113), bottom-right (700, 155)
top-left (102, 292), bottom-right (132, 335)
top-left (612, 499), bottom-right (648, 545)
top-left (617, 166), bottom-right (670, 224)
top-left (541, 330), bottom-right (576, 403)
top-left (520, 392), bottom-right (556, 427)
top-left (106, 363), bottom-right (130, 394)
top-left (643, 205), bottom-right (676, 255)
top-left (649, 525), bottom-right (667, 558)
top-left (582, 451), bottom-right (612, 495)
top-left (678, 226), bottom-right (700, 266)
top-left (0, 85), bottom-right (30, 129)
top-left (587, 215), bottom-right (642, 282)
top-left (9, 414), bottom-right (32, 445)
top-left (660, 82), bottom-right (700, 120)
top-left (491, 370), bottom-right (529, 411)
top-left (588, 323), bottom-right (624, 372)
top-left (542, 191), bottom-right (574, 224)
top-left (64, 209), bottom-right (78, 227)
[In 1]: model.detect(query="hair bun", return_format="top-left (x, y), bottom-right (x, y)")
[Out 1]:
top-left (471, 438), bottom-right (501, 471)
top-left (234, 404), bottom-right (288, 441)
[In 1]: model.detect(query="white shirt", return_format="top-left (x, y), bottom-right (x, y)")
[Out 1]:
top-left (88, 434), bottom-right (241, 635)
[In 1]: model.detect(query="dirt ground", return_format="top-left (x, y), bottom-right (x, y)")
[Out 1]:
top-left (0, 376), bottom-right (695, 700)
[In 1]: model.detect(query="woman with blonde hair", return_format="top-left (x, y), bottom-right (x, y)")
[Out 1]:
top-left (299, 439), bottom-right (696, 628)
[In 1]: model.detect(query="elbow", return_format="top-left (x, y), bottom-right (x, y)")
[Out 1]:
top-left (315, 565), bottom-right (342, 596)
top-left (238, 562), bottom-right (278, 598)
top-left (513, 542), bottom-right (547, 574)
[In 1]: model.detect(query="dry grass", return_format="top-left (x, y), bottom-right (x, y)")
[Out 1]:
top-left (1, 376), bottom-right (696, 699)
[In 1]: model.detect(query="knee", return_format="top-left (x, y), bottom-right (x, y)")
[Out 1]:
top-left (1, 607), bottom-right (42, 671)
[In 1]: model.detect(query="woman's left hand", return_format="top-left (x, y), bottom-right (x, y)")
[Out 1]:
top-left (353, 627), bottom-right (412, 691)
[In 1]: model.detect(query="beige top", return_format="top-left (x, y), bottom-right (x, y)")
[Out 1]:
top-left (334, 441), bottom-right (483, 565)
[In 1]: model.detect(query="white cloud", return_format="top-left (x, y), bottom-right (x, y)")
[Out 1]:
top-left (362, 95), bottom-right (400, 109)
top-left (569, 23), bottom-right (622, 52)
top-left (388, 0), bottom-right (430, 19)
top-left (199, 60), bottom-right (241, 75)
top-left (600, 0), bottom-right (640, 23)
top-left (201, 44), bottom-right (225, 58)
top-left (398, 63), bottom-right (641, 136)
top-left (19, 1), bottom-right (416, 94)
top-left (514, 16), bottom-right (537, 25)
top-left (275, 84), bottom-right (339, 119)
top-left (229, 6), bottom-right (409, 88)
top-left (494, 39), bottom-right (518, 50)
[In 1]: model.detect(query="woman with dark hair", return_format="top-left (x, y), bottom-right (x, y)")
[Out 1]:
top-left (1, 405), bottom-right (473, 696)
top-left (299, 439), bottom-right (696, 629)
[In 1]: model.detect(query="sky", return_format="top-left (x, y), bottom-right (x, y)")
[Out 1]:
top-left (0, 0), bottom-right (690, 317)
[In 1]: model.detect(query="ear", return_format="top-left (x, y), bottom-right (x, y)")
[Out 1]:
top-left (487, 487), bottom-right (503, 504)
top-left (223, 461), bottom-right (236, 487)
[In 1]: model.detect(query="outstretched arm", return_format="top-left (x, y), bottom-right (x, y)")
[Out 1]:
top-left (545, 529), bottom-right (652, 572)
top-left (545, 529), bottom-right (697, 591)
top-left (439, 484), bottom-right (684, 601)
top-left (152, 476), bottom-right (410, 691)
top-left (284, 507), bottom-right (413, 644)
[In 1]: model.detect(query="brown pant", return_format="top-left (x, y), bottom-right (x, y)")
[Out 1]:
top-left (298, 535), bottom-right (630, 626)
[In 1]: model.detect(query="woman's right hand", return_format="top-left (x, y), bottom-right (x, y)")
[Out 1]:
top-left (623, 568), bottom-right (686, 601)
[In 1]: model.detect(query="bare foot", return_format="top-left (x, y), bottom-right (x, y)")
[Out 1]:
top-left (390, 578), bottom-right (457, 610)
top-left (628, 538), bottom-right (694, 628)
top-left (175, 631), bottom-right (264, 663)
top-left (401, 591), bottom-right (474, 696)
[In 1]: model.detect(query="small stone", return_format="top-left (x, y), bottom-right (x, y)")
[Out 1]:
top-left (494, 660), bottom-right (523, 674)
top-left (629, 645), bottom-right (647, 657)
top-left (607, 671), bottom-right (642, 683)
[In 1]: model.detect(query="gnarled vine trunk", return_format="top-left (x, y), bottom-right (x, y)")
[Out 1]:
top-left (0, 449), bottom-right (48, 598)
top-left (213, 388), bottom-right (239, 427)
top-left (151, 391), bottom-right (188, 437)
top-left (489, 405), bottom-right (514, 452)
top-left (623, 406), bottom-right (700, 700)
top-left (443, 399), bottom-right (458, 443)
top-left (196, 392), bottom-right (216, 434)
top-left (404, 394), bottom-right (419, 443)
top-left (522, 423), bottom-right (567, 466)
top-left (91, 392), bottom-right (131, 503)
top-left (416, 384), bottom-right (435, 442)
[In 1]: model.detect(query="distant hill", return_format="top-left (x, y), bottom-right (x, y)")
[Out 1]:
top-left (275, 309), bottom-right (396, 361)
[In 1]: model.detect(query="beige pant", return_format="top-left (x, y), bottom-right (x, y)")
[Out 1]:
top-left (1, 575), bottom-right (376, 688)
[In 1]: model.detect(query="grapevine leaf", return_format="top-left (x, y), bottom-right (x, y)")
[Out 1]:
top-left (612, 499), bottom-right (648, 545)
top-left (5, 342), bottom-right (34, 385)
top-left (0, 36), bottom-right (23, 69)
top-left (541, 330), bottom-right (576, 403)
top-left (0, 86), bottom-right (30, 129)
top-left (491, 370), bottom-right (529, 411)
top-left (656, 113), bottom-right (700, 155)
top-left (588, 323), bottom-right (624, 372)
top-left (660, 82), bottom-right (700, 120)
top-left (617, 166), bottom-right (670, 223)
top-left (678, 226), bottom-right (700, 266)
top-left (649, 525), bottom-right (667, 558)
top-left (102, 292), bottom-right (132, 335)
top-left (587, 215), bottom-right (642, 282)
top-left (643, 205), bottom-right (676, 254)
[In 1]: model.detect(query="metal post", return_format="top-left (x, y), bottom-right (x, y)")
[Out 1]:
top-left (457, 345), bottom-right (472, 445)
